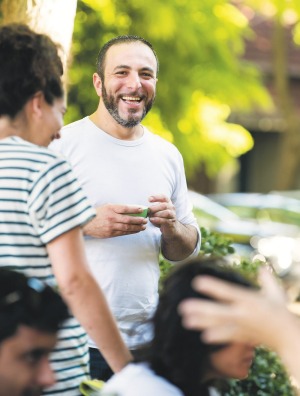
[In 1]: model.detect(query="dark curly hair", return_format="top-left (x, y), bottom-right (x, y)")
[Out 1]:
top-left (96, 35), bottom-right (159, 81)
top-left (0, 267), bottom-right (69, 342)
top-left (139, 257), bottom-right (256, 396)
top-left (0, 23), bottom-right (64, 118)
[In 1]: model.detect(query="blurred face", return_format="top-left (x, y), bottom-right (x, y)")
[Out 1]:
top-left (0, 325), bottom-right (57, 396)
top-left (98, 42), bottom-right (157, 128)
top-left (38, 96), bottom-right (66, 147)
top-left (206, 343), bottom-right (255, 380)
top-left (28, 94), bottom-right (66, 147)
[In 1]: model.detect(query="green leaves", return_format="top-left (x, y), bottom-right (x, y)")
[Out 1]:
top-left (200, 226), bottom-right (235, 256)
top-left (67, 0), bottom-right (273, 178)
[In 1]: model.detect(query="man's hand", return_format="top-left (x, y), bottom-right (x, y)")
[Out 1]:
top-left (148, 194), bottom-right (177, 237)
top-left (83, 203), bottom-right (148, 238)
top-left (149, 194), bottom-right (199, 261)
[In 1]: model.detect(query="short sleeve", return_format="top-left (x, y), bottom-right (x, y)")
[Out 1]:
top-left (28, 157), bottom-right (95, 244)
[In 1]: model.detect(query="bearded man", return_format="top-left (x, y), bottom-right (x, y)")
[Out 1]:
top-left (50, 35), bottom-right (200, 381)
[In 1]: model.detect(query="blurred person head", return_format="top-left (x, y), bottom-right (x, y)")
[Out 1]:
top-left (0, 23), bottom-right (65, 146)
top-left (0, 268), bottom-right (69, 396)
top-left (146, 257), bottom-right (256, 396)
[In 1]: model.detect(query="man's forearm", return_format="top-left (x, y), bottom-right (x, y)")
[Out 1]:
top-left (161, 223), bottom-right (199, 261)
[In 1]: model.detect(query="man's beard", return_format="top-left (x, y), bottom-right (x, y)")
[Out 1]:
top-left (101, 85), bottom-right (154, 128)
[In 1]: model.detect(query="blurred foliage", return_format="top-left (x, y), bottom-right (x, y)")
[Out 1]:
top-left (243, 0), bottom-right (300, 32)
top-left (66, 0), bottom-right (274, 179)
top-left (200, 226), bottom-right (235, 256)
top-left (159, 226), bottom-right (235, 283)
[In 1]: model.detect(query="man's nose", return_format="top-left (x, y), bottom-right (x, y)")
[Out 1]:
top-left (126, 72), bottom-right (142, 90)
top-left (36, 357), bottom-right (56, 389)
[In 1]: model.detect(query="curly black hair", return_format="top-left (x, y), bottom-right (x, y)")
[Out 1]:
top-left (0, 23), bottom-right (64, 118)
top-left (0, 267), bottom-right (69, 342)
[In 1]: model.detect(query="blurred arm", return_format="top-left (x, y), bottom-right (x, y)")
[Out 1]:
top-left (179, 269), bottom-right (300, 385)
top-left (47, 226), bottom-right (132, 372)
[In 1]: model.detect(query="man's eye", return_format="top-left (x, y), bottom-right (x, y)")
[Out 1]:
top-left (141, 73), bottom-right (153, 78)
top-left (23, 350), bottom-right (45, 365)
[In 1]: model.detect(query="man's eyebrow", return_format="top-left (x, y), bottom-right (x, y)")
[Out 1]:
top-left (113, 65), bottom-right (131, 72)
top-left (113, 65), bottom-right (155, 74)
top-left (140, 67), bottom-right (155, 74)
top-left (22, 347), bottom-right (51, 359)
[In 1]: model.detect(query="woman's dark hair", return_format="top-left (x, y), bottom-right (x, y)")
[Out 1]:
top-left (0, 23), bottom-right (64, 118)
top-left (144, 257), bottom-right (256, 396)
top-left (0, 267), bottom-right (69, 342)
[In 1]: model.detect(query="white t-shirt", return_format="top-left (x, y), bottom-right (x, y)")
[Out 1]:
top-left (51, 117), bottom-right (200, 349)
top-left (102, 364), bottom-right (221, 396)
top-left (101, 363), bottom-right (184, 396)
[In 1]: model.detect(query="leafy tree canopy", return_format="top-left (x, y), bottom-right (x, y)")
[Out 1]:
top-left (67, 0), bottom-right (273, 178)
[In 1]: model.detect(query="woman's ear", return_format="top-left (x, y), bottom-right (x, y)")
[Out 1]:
top-left (30, 91), bottom-right (44, 118)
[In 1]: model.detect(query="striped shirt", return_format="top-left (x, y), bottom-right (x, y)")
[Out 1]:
top-left (0, 136), bottom-right (96, 395)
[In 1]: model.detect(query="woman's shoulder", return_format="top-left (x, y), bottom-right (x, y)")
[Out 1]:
top-left (102, 363), bottom-right (184, 396)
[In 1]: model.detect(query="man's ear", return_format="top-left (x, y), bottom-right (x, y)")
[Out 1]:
top-left (92, 73), bottom-right (103, 97)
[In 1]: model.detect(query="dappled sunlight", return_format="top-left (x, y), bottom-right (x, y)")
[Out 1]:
top-left (67, 0), bottom-right (299, 184)
top-left (144, 111), bottom-right (174, 142)
top-left (214, 3), bottom-right (248, 28)
top-left (197, 95), bottom-right (254, 156)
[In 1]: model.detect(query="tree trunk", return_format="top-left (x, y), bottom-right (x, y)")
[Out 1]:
top-left (0, 0), bottom-right (77, 80)
top-left (272, 15), bottom-right (300, 190)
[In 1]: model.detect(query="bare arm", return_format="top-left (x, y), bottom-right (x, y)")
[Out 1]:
top-left (179, 269), bottom-right (300, 385)
top-left (148, 194), bottom-right (199, 261)
top-left (83, 203), bottom-right (147, 238)
top-left (47, 227), bottom-right (132, 372)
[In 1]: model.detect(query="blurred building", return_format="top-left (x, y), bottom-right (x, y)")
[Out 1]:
top-left (231, 9), bottom-right (300, 192)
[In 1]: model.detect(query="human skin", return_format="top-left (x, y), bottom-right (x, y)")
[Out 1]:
top-left (1, 90), bottom-right (132, 373)
top-left (84, 41), bottom-right (198, 261)
top-left (179, 268), bottom-right (300, 386)
top-left (0, 94), bottom-right (65, 146)
top-left (0, 325), bottom-right (56, 396)
top-left (47, 227), bottom-right (132, 372)
top-left (206, 342), bottom-right (255, 381)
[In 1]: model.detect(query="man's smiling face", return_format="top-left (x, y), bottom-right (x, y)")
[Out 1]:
top-left (100, 42), bottom-right (157, 128)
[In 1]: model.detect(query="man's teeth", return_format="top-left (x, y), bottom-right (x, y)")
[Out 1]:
top-left (122, 96), bottom-right (141, 102)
